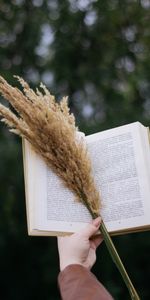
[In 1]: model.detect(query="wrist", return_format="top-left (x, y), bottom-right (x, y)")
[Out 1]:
top-left (60, 260), bottom-right (83, 271)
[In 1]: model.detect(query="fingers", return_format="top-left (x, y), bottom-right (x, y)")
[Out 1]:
top-left (90, 235), bottom-right (103, 250)
top-left (79, 217), bottom-right (101, 239)
top-left (92, 217), bottom-right (101, 227)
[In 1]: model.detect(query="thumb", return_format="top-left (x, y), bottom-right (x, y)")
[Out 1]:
top-left (79, 217), bottom-right (101, 239)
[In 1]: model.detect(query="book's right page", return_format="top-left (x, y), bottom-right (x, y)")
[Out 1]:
top-left (86, 122), bottom-right (150, 234)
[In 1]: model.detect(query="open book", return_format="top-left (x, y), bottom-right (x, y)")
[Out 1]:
top-left (23, 121), bottom-right (150, 236)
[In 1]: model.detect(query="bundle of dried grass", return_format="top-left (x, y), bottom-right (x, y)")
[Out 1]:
top-left (0, 76), bottom-right (140, 300)
top-left (0, 76), bottom-right (100, 216)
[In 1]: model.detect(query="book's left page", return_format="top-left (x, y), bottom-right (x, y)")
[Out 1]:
top-left (23, 139), bottom-right (92, 236)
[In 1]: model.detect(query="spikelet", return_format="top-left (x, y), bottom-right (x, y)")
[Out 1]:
top-left (0, 76), bottom-right (100, 216)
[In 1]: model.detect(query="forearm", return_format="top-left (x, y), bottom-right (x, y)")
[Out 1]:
top-left (58, 264), bottom-right (114, 300)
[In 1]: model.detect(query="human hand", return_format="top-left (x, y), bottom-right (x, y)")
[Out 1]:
top-left (57, 217), bottom-right (103, 271)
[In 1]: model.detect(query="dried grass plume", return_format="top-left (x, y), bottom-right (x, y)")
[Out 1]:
top-left (0, 76), bottom-right (100, 216)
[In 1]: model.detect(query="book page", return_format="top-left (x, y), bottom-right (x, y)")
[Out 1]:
top-left (30, 145), bottom-right (92, 233)
top-left (86, 122), bottom-right (150, 232)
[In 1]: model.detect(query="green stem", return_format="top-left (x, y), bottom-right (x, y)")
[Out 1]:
top-left (80, 194), bottom-right (140, 299)
top-left (99, 220), bottom-right (140, 300)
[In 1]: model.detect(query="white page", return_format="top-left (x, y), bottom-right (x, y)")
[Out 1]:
top-left (29, 133), bottom-right (93, 233)
top-left (85, 122), bottom-right (150, 232)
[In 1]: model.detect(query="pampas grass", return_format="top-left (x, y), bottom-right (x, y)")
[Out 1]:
top-left (0, 76), bottom-right (140, 300)
top-left (0, 76), bottom-right (100, 215)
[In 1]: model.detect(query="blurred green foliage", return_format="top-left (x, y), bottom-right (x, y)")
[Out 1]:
top-left (0, 0), bottom-right (150, 299)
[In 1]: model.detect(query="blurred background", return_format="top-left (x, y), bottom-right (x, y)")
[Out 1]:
top-left (0, 0), bottom-right (150, 299)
